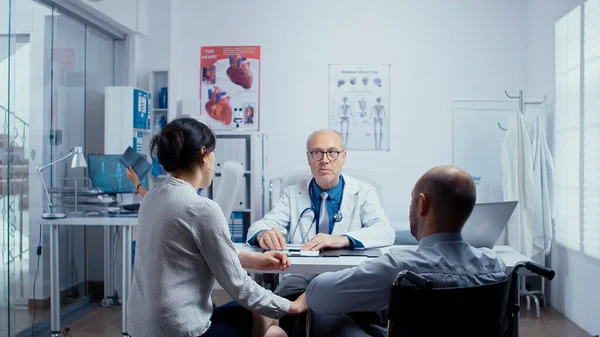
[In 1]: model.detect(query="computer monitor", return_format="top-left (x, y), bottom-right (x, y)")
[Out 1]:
top-left (461, 201), bottom-right (518, 249)
top-left (87, 154), bottom-right (149, 194)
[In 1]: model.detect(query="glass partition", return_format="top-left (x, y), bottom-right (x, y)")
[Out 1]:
top-left (1, 0), bottom-right (20, 335)
top-left (452, 100), bottom-right (519, 204)
top-left (0, 1), bottom-right (120, 335)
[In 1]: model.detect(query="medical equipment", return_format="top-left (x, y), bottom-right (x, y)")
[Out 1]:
top-left (288, 180), bottom-right (344, 243)
top-left (88, 154), bottom-right (149, 194)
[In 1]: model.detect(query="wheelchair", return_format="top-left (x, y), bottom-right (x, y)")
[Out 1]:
top-left (352, 261), bottom-right (555, 337)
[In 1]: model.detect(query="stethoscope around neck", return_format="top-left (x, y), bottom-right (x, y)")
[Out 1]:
top-left (289, 193), bottom-right (344, 244)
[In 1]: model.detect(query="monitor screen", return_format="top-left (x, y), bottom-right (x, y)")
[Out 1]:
top-left (88, 154), bottom-right (149, 194)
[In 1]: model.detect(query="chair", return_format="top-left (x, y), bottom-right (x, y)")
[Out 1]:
top-left (213, 161), bottom-right (245, 218)
top-left (269, 168), bottom-right (384, 210)
top-left (356, 261), bottom-right (555, 337)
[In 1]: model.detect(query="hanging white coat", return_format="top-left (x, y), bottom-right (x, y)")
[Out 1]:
top-left (528, 116), bottom-right (556, 264)
top-left (501, 111), bottom-right (536, 258)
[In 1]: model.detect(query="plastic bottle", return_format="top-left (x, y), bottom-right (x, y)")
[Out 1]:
top-left (160, 87), bottom-right (168, 109)
top-left (157, 90), bottom-right (164, 109)
top-left (154, 118), bottom-right (163, 135)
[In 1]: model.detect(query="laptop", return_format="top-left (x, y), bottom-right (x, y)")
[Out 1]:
top-left (461, 201), bottom-right (518, 249)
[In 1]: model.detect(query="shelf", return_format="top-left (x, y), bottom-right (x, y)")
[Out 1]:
top-left (153, 108), bottom-right (167, 112)
top-left (215, 131), bottom-right (258, 137)
top-left (215, 171), bottom-right (251, 175)
top-left (232, 209), bottom-right (251, 213)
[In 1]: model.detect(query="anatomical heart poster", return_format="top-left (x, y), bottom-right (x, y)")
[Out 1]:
top-left (328, 64), bottom-right (390, 151)
top-left (200, 46), bottom-right (260, 131)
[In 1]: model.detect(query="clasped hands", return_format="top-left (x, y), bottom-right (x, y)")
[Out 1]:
top-left (256, 229), bottom-right (350, 251)
top-left (238, 250), bottom-right (307, 314)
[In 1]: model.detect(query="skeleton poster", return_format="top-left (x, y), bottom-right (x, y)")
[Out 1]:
top-left (328, 64), bottom-right (390, 151)
top-left (200, 46), bottom-right (260, 131)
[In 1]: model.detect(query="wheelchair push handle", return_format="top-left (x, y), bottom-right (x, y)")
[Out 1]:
top-left (525, 261), bottom-right (555, 280)
top-left (512, 260), bottom-right (555, 280)
top-left (394, 271), bottom-right (434, 290)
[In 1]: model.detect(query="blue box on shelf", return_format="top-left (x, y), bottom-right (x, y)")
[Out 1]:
top-left (229, 212), bottom-right (245, 243)
top-left (133, 88), bottom-right (150, 130)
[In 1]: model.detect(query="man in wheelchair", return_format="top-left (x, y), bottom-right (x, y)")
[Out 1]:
top-left (305, 165), bottom-right (509, 336)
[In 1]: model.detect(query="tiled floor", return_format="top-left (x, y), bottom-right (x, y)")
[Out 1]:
top-left (0, 307), bottom-right (49, 336)
top-left (4, 302), bottom-right (592, 337)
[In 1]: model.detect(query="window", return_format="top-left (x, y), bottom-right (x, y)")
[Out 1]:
top-left (554, 6), bottom-right (581, 252)
top-left (584, 0), bottom-right (600, 259)
top-left (555, 0), bottom-right (600, 259)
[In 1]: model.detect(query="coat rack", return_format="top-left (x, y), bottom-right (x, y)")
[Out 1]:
top-left (498, 90), bottom-right (547, 130)
top-left (504, 90), bottom-right (547, 113)
top-left (504, 89), bottom-right (550, 319)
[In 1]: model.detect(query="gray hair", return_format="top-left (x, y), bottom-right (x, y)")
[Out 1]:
top-left (306, 129), bottom-right (345, 150)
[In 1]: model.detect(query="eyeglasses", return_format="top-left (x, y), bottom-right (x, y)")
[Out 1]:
top-left (308, 150), bottom-right (344, 161)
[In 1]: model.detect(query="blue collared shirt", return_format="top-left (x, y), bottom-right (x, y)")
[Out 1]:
top-left (305, 232), bottom-right (508, 316)
top-left (310, 176), bottom-right (363, 247)
top-left (248, 176), bottom-right (363, 247)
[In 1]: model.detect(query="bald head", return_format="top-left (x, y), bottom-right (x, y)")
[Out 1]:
top-left (409, 165), bottom-right (476, 237)
top-left (306, 129), bottom-right (345, 150)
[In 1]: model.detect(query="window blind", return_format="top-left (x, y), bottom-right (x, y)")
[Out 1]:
top-left (554, 6), bottom-right (582, 251)
top-left (584, 0), bottom-right (600, 259)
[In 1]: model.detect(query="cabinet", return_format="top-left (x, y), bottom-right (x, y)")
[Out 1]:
top-left (202, 132), bottom-right (266, 242)
top-left (144, 70), bottom-right (171, 187)
top-left (104, 86), bottom-right (152, 154)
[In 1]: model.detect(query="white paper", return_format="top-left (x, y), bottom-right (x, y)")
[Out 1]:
top-left (328, 64), bottom-right (391, 151)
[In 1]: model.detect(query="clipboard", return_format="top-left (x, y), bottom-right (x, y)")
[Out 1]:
top-left (319, 248), bottom-right (382, 258)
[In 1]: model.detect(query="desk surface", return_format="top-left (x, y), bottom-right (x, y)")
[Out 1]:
top-left (38, 215), bottom-right (138, 226)
top-left (234, 243), bottom-right (531, 274)
top-left (38, 218), bottom-right (530, 273)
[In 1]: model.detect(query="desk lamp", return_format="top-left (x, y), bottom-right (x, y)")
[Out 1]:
top-left (37, 146), bottom-right (87, 219)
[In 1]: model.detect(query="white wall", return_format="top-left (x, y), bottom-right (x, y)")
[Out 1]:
top-left (169, 0), bottom-right (528, 222)
top-left (137, 0), bottom-right (170, 89)
top-left (526, 0), bottom-right (600, 335)
top-left (71, 0), bottom-right (148, 35)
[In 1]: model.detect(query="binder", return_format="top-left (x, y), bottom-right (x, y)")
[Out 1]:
top-left (211, 176), bottom-right (221, 198)
top-left (226, 138), bottom-right (237, 164)
top-left (233, 138), bottom-right (247, 170)
top-left (229, 212), bottom-right (245, 243)
top-left (215, 138), bottom-right (224, 173)
top-left (220, 138), bottom-right (232, 163)
top-left (235, 177), bottom-right (247, 209)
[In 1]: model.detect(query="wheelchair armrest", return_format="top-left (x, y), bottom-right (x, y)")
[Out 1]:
top-left (347, 312), bottom-right (385, 337)
top-left (368, 323), bottom-right (387, 336)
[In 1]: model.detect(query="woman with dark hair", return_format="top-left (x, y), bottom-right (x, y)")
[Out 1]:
top-left (127, 118), bottom-right (306, 337)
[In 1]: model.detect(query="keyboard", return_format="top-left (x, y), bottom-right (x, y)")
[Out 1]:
top-left (120, 203), bottom-right (140, 212)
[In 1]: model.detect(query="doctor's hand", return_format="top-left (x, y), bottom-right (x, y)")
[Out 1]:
top-left (251, 251), bottom-right (291, 271)
top-left (256, 229), bottom-right (287, 250)
top-left (302, 233), bottom-right (350, 251)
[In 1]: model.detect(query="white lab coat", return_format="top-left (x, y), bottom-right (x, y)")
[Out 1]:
top-left (246, 174), bottom-right (395, 248)
top-left (501, 113), bottom-right (555, 262)
top-left (528, 116), bottom-right (555, 264)
top-left (501, 111), bottom-right (535, 258)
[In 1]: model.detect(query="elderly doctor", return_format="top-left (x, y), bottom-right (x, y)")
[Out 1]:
top-left (247, 129), bottom-right (394, 335)
top-left (247, 129), bottom-right (394, 251)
